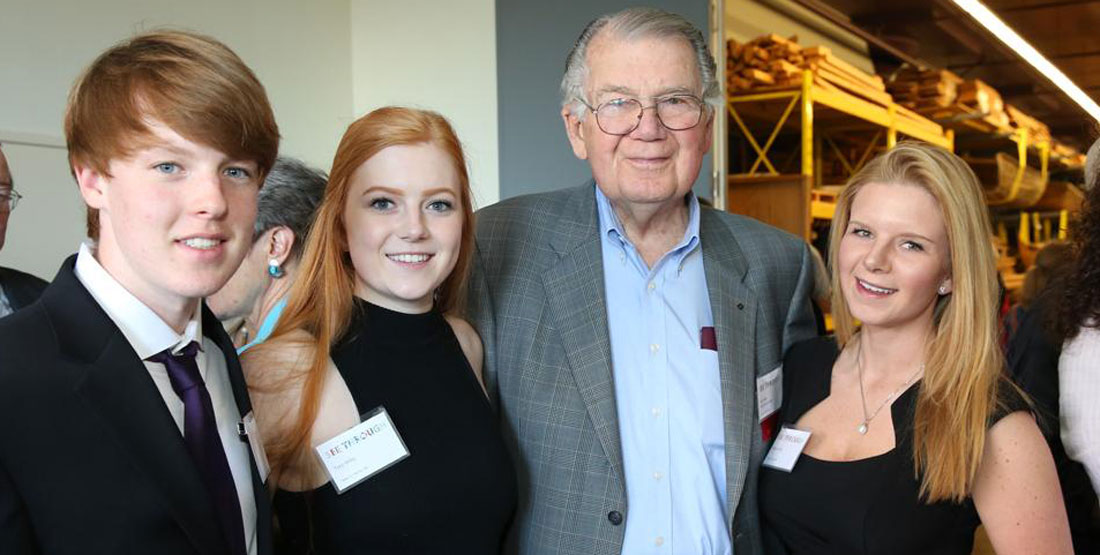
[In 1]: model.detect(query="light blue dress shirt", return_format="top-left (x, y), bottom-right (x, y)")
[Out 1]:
top-left (596, 188), bottom-right (731, 555)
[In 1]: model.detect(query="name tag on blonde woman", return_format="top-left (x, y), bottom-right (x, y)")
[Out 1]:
top-left (314, 406), bottom-right (410, 493)
top-left (762, 426), bottom-right (811, 472)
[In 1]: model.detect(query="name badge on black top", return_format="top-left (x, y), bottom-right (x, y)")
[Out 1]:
top-left (314, 406), bottom-right (410, 494)
top-left (762, 426), bottom-right (811, 472)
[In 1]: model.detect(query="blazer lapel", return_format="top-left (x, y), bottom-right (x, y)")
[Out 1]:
top-left (541, 184), bottom-right (624, 485)
top-left (46, 257), bottom-right (227, 555)
top-left (700, 211), bottom-right (758, 524)
top-left (202, 303), bottom-right (273, 555)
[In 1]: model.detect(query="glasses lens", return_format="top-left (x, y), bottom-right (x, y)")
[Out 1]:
top-left (657, 96), bottom-right (703, 130)
top-left (595, 99), bottom-right (642, 135)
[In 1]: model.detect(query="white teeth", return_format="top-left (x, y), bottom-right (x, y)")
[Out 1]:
top-left (182, 238), bottom-right (219, 249)
top-left (388, 254), bottom-right (430, 263)
top-left (859, 279), bottom-right (895, 294)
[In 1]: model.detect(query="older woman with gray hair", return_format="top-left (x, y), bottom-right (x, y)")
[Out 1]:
top-left (209, 157), bottom-right (326, 352)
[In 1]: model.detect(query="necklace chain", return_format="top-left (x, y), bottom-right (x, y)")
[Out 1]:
top-left (855, 337), bottom-right (924, 435)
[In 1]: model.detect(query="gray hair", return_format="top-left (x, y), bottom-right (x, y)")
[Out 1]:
top-left (560, 7), bottom-right (719, 119)
top-left (255, 157), bottom-right (327, 260)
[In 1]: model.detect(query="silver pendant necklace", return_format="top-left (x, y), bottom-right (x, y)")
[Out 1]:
top-left (855, 338), bottom-right (925, 435)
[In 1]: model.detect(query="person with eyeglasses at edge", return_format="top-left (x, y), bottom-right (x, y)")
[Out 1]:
top-left (0, 143), bottom-right (48, 319)
top-left (466, 7), bottom-right (816, 554)
top-left (0, 31), bottom-right (279, 555)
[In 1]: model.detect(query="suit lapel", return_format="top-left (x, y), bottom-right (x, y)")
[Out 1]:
top-left (542, 184), bottom-right (624, 484)
top-left (700, 211), bottom-right (758, 524)
top-left (45, 257), bottom-right (227, 555)
top-left (202, 303), bottom-right (273, 555)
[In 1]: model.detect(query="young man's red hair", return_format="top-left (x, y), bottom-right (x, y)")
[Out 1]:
top-left (64, 30), bottom-right (280, 239)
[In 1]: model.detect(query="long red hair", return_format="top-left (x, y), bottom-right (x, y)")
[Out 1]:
top-left (246, 107), bottom-right (475, 480)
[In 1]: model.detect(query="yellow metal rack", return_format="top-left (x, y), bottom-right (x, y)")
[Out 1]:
top-left (724, 70), bottom-right (955, 240)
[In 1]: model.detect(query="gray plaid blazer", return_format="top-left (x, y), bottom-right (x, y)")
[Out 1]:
top-left (467, 183), bottom-right (816, 555)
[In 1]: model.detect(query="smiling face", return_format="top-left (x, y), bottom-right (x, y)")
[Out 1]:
top-left (75, 119), bottom-right (260, 325)
top-left (837, 182), bottom-right (952, 332)
top-left (562, 33), bottom-right (713, 213)
top-left (343, 143), bottom-right (464, 314)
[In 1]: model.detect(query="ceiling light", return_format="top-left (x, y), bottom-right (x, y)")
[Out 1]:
top-left (950, 0), bottom-right (1100, 122)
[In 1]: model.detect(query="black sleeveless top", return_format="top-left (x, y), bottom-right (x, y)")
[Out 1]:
top-left (759, 337), bottom-right (1029, 554)
top-left (274, 300), bottom-right (517, 554)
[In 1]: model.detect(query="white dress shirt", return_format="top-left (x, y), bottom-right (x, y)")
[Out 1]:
top-left (1060, 324), bottom-right (1100, 498)
top-left (74, 242), bottom-right (258, 555)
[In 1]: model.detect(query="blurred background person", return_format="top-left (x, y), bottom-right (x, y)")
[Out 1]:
top-left (242, 107), bottom-right (515, 554)
top-left (1005, 237), bottom-right (1100, 552)
top-left (1057, 136), bottom-right (1100, 537)
top-left (208, 157), bottom-right (326, 352)
top-left (760, 142), bottom-right (1071, 554)
top-left (0, 143), bottom-right (47, 319)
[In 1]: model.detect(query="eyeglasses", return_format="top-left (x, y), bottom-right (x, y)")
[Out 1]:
top-left (578, 95), bottom-right (707, 136)
top-left (0, 189), bottom-right (21, 212)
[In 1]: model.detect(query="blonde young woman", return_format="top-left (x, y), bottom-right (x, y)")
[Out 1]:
top-left (242, 107), bottom-right (516, 554)
top-left (759, 142), bottom-right (1071, 554)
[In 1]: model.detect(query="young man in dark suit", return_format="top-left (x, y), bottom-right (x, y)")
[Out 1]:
top-left (0, 144), bottom-right (48, 317)
top-left (0, 31), bottom-right (279, 555)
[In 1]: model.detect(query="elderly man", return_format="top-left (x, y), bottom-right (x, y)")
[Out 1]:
top-left (0, 144), bottom-right (48, 318)
top-left (468, 7), bottom-right (816, 555)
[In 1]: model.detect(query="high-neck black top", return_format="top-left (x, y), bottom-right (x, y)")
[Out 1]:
top-left (274, 300), bottom-right (517, 554)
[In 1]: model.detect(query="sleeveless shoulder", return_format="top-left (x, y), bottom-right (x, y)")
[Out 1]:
top-left (993, 376), bottom-right (1034, 425)
top-left (785, 335), bottom-right (838, 367)
top-left (781, 336), bottom-right (839, 423)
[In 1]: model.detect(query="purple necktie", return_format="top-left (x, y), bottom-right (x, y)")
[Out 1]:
top-left (149, 342), bottom-right (247, 555)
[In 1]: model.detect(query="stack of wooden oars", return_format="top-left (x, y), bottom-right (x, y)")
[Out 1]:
top-left (727, 35), bottom-right (890, 106)
top-left (886, 68), bottom-right (963, 110)
top-left (1005, 104), bottom-right (1051, 144)
top-left (884, 68), bottom-right (1012, 132)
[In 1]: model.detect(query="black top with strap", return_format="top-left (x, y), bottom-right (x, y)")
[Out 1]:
top-left (760, 336), bottom-right (1029, 554)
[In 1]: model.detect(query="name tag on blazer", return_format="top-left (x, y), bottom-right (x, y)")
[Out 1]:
top-left (757, 365), bottom-right (782, 442)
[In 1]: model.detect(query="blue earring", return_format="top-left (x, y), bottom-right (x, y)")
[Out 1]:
top-left (268, 259), bottom-right (285, 279)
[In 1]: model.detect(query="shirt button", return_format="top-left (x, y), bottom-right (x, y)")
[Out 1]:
top-left (620, 252), bottom-right (626, 263)
top-left (647, 281), bottom-right (656, 291)
top-left (607, 511), bottom-right (623, 525)
top-left (653, 471), bottom-right (663, 480)
top-left (649, 343), bottom-right (659, 354)
top-left (651, 407), bottom-right (661, 417)
top-left (655, 536), bottom-right (665, 546)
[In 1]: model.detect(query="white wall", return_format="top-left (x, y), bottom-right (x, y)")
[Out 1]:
top-left (350, 0), bottom-right (499, 209)
top-left (0, 0), bottom-right (355, 279)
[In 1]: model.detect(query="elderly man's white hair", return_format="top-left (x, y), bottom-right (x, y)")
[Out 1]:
top-left (560, 7), bottom-right (720, 119)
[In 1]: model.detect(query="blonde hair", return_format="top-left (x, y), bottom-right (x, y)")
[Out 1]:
top-left (829, 142), bottom-right (1002, 502)
top-left (246, 107), bottom-right (475, 481)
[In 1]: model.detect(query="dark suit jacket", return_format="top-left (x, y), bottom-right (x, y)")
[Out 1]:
top-left (467, 183), bottom-right (816, 555)
top-left (0, 266), bottom-right (47, 312)
top-left (0, 255), bottom-right (272, 555)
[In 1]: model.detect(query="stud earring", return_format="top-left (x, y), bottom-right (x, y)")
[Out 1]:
top-left (268, 259), bottom-right (285, 279)
top-left (938, 285), bottom-right (948, 295)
